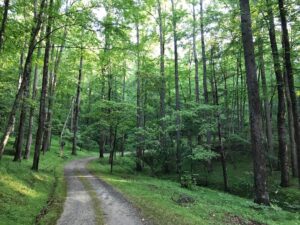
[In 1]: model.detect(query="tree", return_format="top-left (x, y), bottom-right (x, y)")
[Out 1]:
top-left (32, 0), bottom-right (54, 171)
top-left (0, 0), bottom-right (10, 51)
top-left (0, 0), bottom-right (46, 159)
top-left (239, 0), bottom-right (269, 205)
top-left (277, 0), bottom-right (300, 185)
top-left (171, 0), bottom-right (181, 174)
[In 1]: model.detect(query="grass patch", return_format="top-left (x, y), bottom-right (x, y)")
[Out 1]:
top-left (76, 170), bottom-right (105, 225)
top-left (0, 138), bottom-right (96, 225)
top-left (87, 156), bottom-right (300, 225)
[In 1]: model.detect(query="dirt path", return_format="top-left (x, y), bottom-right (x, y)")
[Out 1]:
top-left (57, 157), bottom-right (146, 225)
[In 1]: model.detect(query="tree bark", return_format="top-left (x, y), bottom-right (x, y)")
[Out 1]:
top-left (32, 0), bottom-right (53, 171)
top-left (258, 37), bottom-right (274, 169)
top-left (211, 46), bottom-right (228, 192)
top-left (0, 0), bottom-right (46, 159)
top-left (24, 38), bottom-right (42, 159)
top-left (42, 28), bottom-right (67, 152)
top-left (266, 0), bottom-right (289, 186)
top-left (200, 0), bottom-right (208, 103)
top-left (192, 1), bottom-right (200, 103)
top-left (0, 0), bottom-right (10, 51)
top-left (136, 23), bottom-right (143, 171)
top-left (13, 62), bottom-right (31, 161)
top-left (278, 0), bottom-right (300, 185)
top-left (171, 0), bottom-right (181, 174)
top-left (157, 0), bottom-right (169, 171)
top-left (239, 0), bottom-right (269, 205)
top-left (72, 50), bottom-right (83, 156)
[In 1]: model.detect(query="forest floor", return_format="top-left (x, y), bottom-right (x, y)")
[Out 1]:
top-left (57, 157), bottom-right (147, 225)
top-left (87, 155), bottom-right (300, 225)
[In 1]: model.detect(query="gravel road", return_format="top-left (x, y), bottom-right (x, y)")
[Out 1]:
top-left (57, 157), bottom-right (146, 225)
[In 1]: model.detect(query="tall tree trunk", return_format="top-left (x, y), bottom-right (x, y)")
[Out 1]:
top-left (41, 44), bottom-right (55, 153)
top-left (136, 23), bottom-right (143, 171)
top-left (99, 134), bottom-right (105, 158)
top-left (0, 0), bottom-right (10, 51)
top-left (0, 0), bottom-right (46, 159)
top-left (13, 62), bottom-right (31, 161)
top-left (72, 50), bottom-right (83, 155)
top-left (157, 0), bottom-right (168, 170)
top-left (239, 0), bottom-right (270, 205)
top-left (171, 0), bottom-right (181, 174)
top-left (200, 0), bottom-right (208, 103)
top-left (24, 37), bottom-right (42, 159)
top-left (278, 0), bottom-right (300, 185)
top-left (200, 0), bottom-right (212, 171)
top-left (266, 0), bottom-right (290, 185)
top-left (42, 28), bottom-right (67, 152)
top-left (284, 72), bottom-right (298, 177)
top-left (258, 37), bottom-right (274, 169)
top-left (211, 46), bottom-right (228, 191)
top-left (32, 0), bottom-right (53, 171)
top-left (192, 1), bottom-right (200, 103)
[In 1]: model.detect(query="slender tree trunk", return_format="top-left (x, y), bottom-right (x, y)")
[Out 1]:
top-left (258, 38), bottom-right (274, 169)
top-left (171, 0), bottom-right (181, 174)
top-left (13, 63), bottom-right (31, 161)
top-left (0, 0), bottom-right (46, 159)
top-left (42, 28), bottom-right (67, 152)
top-left (200, 0), bottom-right (207, 103)
top-left (284, 72), bottom-right (298, 177)
top-left (278, 0), bottom-right (300, 185)
top-left (32, 0), bottom-right (53, 171)
top-left (136, 23), bottom-right (143, 171)
top-left (24, 39), bottom-right (42, 159)
top-left (0, 0), bottom-right (10, 51)
top-left (41, 44), bottom-right (55, 153)
top-left (200, 0), bottom-right (212, 171)
top-left (239, 0), bottom-right (270, 205)
top-left (266, 0), bottom-right (290, 185)
top-left (192, 1), bottom-right (200, 103)
top-left (157, 0), bottom-right (168, 171)
top-left (99, 134), bottom-right (105, 158)
top-left (72, 50), bottom-right (83, 156)
top-left (211, 47), bottom-right (228, 191)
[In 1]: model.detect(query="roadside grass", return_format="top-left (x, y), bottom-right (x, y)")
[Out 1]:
top-left (179, 154), bottom-right (300, 211)
top-left (87, 155), bottom-right (300, 225)
top-left (0, 138), bottom-right (95, 225)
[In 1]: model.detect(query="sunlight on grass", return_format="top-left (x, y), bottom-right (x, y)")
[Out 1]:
top-left (88, 158), bottom-right (300, 225)
top-left (0, 174), bottom-right (40, 198)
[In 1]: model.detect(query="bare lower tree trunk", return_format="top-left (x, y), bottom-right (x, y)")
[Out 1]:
top-left (284, 73), bottom-right (298, 177)
top-left (42, 28), bottom-right (67, 152)
top-left (239, 0), bottom-right (269, 205)
top-left (258, 39), bottom-right (274, 167)
top-left (278, 0), bottom-right (300, 185)
top-left (72, 50), bottom-right (83, 156)
top-left (171, 0), bottom-right (181, 174)
top-left (266, 0), bottom-right (289, 186)
top-left (99, 134), bottom-right (105, 158)
top-left (13, 66), bottom-right (31, 161)
top-left (192, 0), bottom-right (200, 103)
top-left (0, 0), bottom-right (10, 51)
top-left (157, 0), bottom-right (166, 157)
top-left (0, 0), bottom-right (46, 159)
top-left (211, 46), bottom-right (228, 192)
top-left (32, 0), bottom-right (53, 171)
top-left (136, 23), bottom-right (143, 171)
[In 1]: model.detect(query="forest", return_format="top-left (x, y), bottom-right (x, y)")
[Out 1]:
top-left (0, 0), bottom-right (299, 224)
